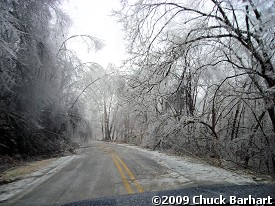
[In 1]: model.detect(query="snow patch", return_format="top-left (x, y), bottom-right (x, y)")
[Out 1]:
top-left (0, 155), bottom-right (77, 203)
top-left (116, 143), bottom-right (256, 185)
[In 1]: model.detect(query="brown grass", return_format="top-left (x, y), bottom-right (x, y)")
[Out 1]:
top-left (0, 158), bottom-right (56, 184)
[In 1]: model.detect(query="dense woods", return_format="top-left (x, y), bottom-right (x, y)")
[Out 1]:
top-left (0, 0), bottom-right (98, 159)
top-left (1, 0), bottom-right (274, 176)
top-left (107, 0), bottom-right (275, 175)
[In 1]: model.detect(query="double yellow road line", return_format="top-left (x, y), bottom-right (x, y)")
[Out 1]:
top-left (111, 153), bottom-right (144, 194)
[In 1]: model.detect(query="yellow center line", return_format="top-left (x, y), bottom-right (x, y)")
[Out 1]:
top-left (111, 153), bottom-right (133, 194)
top-left (114, 153), bottom-right (145, 193)
top-left (98, 144), bottom-right (144, 194)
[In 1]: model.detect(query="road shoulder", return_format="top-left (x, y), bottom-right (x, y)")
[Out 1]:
top-left (0, 155), bottom-right (76, 203)
top-left (110, 141), bottom-right (274, 185)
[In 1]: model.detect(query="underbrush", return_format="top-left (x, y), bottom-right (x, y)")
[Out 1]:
top-left (0, 110), bottom-right (79, 173)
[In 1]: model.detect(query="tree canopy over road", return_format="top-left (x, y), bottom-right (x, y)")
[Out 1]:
top-left (0, 0), bottom-right (101, 157)
top-left (0, 0), bottom-right (274, 176)
top-left (111, 0), bottom-right (275, 174)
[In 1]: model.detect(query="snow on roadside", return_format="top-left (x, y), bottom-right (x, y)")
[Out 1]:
top-left (116, 143), bottom-right (257, 185)
top-left (0, 155), bottom-right (77, 203)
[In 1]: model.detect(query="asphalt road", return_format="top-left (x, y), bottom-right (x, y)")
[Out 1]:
top-left (3, 141), bottom-right (274, 206)
top-left (5, 141), bottom-right (183, 206)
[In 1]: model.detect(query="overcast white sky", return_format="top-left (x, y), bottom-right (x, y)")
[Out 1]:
top-left (61, 0), bottom-right (127, 68)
